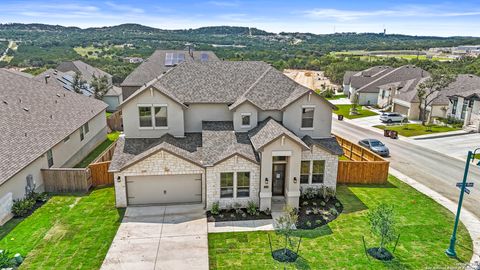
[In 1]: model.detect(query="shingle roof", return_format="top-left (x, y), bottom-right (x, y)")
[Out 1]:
top-left (348, 66), bottom-right (394, 89)
top-left (202, 121), bottom-right (259, 166)
top-left (57, 60), bottom-right (112, 84)
top-left (121, 61), bottom-right (336, 111)
top-left (357, 65), bottom-right (429, 93)
top-left (302, 136), bottom-right (344, 156)
top-left (109, 133), bottom-right (203, 171)
top-left (121, 50), bottom-right (219, 87)
top-left (248, 118), bottom-right (309, 151)
top-left (0, 68), bottom-right (107, 185)
top-left (445, 74), bottom-right (480, 99)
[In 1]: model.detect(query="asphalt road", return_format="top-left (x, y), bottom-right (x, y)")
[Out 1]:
top-left (332, 118), bottom-right (480, 218)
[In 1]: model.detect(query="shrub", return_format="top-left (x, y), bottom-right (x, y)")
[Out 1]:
top-left (329, 207), bottom-right (339, 216)
top-left (12, 197), bottom-right (36, 217)
top-left (312, 202), bottom-right (317, 206)
top-left (335, 202), bottom-right (341, 208)
top-left (315, 220), bottom-right (323, 225)
top-left (302, 201), bottom-right (309, 206)
top-left (320, 201), bottom-right (326, 207)
top-left (241, 213), bottom-right (247, 218)
top-left (246, 201), bottom-right (258, 216)
top-left (301, 187), bottom-right (319, 200)
top-left (0, 250), bottom-right (14, 268)
top-left (211, 201), bottom-right (220, 215)
top-left (306, 221), bottom-right (312, 227)
top-left (263, 208), bottom-right (272, 216)
top-left (324, 187), bottom-right (337, 202)
top-left (28, 191), bottom-right (48, 202)
top-left (236, 208), bottom-right (244, 215)
top-left (312, 208), bottom-right (320, 215)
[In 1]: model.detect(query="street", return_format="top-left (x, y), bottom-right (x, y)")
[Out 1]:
top-left (332, 118), bottom-right (480, 218)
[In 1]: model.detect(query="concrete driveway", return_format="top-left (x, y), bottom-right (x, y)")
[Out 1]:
top-left (101, 204), bottom-right (208, 270)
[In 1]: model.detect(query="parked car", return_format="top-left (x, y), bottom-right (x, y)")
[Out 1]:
top-left (380, 112), bottom-right (405, 123)
top-left (358, 139), bottom-right (390, 157)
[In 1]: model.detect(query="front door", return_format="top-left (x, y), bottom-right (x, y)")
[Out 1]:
top-left (272, 164), bottom-right (286, 196)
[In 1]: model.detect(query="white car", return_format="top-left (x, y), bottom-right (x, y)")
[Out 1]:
top-left (380, 112), bottom-right (405, 123)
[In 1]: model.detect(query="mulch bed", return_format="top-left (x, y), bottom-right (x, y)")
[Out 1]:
top-left (206, 208), bottom-right (272, 222)
top-left (296, 197), bottom-right (343, 229)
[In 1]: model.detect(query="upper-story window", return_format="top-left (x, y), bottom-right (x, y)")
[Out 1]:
top-left (138, 104), bottom-right (169, 129)
top-left (301, 106), bottom-right (315, 129)
top-left (154, 106), bottom-right (168, 127)
top-left (241, 113), bottom-right (251, 127)
top-left (46, 149), bottom-right (54, 168)
top-left (84, 122), bottom-right (89, 134)
top-left (80, 126), bottom-right (84, 141)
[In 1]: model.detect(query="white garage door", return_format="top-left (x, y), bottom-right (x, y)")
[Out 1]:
top-left (126, 174), bottom-right (202, 205)
top-left (394, 103), bottom-right (409, 116)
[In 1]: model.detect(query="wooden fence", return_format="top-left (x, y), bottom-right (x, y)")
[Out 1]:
top-left (107, 110), bottom-right (123, 131)
top-left (41, 168), bottom-right (92, 192)
top-left (92, 141), bottom-right (117, 164)
top-left (89, 161), bottom-right (113, 186)
top-left (334, 134), bottom-right (390, 184)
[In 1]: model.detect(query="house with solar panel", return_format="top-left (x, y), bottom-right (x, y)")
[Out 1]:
top-left (109, 55), bottom-right (343, 211)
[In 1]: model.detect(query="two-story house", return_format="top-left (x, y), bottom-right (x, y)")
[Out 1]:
top-left (446, 74), bottom-right (480, 132)
top-left (109, 61), bottom-right (343, 211)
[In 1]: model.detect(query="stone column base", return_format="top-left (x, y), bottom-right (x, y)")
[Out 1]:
top-left (259, 192), bottom-right (272, 211)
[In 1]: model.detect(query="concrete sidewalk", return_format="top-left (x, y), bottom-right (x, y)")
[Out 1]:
top-left (390, 168), bottom-right (480, 267)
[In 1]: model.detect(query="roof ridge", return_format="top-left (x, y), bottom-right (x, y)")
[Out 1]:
top-left (357, 66), bottom-right (403, 93)
top-left (235, 65), bottom-right (272, 104)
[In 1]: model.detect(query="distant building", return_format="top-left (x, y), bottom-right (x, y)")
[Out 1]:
top-left (123, 57), bottom-right (144, 64)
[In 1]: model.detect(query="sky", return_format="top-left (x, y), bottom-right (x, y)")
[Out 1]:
top-left (1, 0), bottom-right (480, 37)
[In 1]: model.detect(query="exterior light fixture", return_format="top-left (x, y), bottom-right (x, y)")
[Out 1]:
top-left (265, 178), bottom-right (269, 185)
top-left (116, 176), bottom-right (121, 183)
top-left (293, 177), bottom-right (297, 183)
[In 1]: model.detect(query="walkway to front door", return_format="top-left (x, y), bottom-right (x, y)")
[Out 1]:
top-left (101, 204), bottom-right (208, 270)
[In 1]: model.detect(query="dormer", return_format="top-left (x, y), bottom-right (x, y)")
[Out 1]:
top-left (232, 101), bottom-right (258, 132)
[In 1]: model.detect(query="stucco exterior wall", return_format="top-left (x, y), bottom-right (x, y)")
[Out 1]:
top-left (232, 102), bottom-right (258, 132)
top-left (205, 155), bottom-right (260, 210)
top-left (300, 145), bottom-right (338, 190)
top-left (122, 87), bottom-right (185, 138)
top-left (283, 93), bottom-right (332, 139)
top-left (114, 150), bottom-right (205, 207)
top-left (184, 104), bottom-right (233, 132)
top-left (357, 92), bottom-right (379, 106)
top-left (258, 110), bottom-right (282, 122)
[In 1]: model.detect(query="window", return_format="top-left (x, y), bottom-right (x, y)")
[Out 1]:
top-left (273, 156), bottom-right (287, 162)
top-left (138, 106), bottom-right (152, 127)
top-left (47, 149), bottom-right (54, 168)
top-left (237, 172), bottom-right (250, 197)
top-left (301, 107), bottom-right (314, 128)
top-left (241, 113), bottom-right (251, 127)
top-left (461, 100), bottom-right (468, 119)
top-left (300, 161), bottom-right (310, 184)
top-left (452, 99), bottom-right (458, 115)
top-left (381, 90), bottom-right (385, 99)
top-left (63, 135), bottom-right (70, 143)
top-left (312, 160), bottom-right (325, 184)
top-left (154, 106), bottom-right (168, 127)
top-left (80, 127), bottom-right (84, 141)
top-left (220, 172), bottom-right (234, 198)
top-left (84, 122), bottom-right (89, 134)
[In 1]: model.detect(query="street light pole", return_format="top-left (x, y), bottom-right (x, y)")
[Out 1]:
top-left (445, 150), bottom-right (477, 257)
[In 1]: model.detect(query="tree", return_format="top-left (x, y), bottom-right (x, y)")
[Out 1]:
top-left (367, 204), bottom-right (397, 257)
top-left (416, 68), bottom-right (456, 125)
top-left (91, 75), bottom-right (111, 100)
top-left (72, 72), bottom-right (86, 94)
top-left (273, 205), bottom-right (299, 261)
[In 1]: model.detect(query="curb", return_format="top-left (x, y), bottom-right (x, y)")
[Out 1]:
top-left (389, 168), bottom-right (480, 267)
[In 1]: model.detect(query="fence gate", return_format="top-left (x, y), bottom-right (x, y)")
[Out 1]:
top-left (89, 161), bottom-right (114, 186)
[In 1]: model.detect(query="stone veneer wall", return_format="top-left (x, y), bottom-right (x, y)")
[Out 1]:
top-left (114, 150), bottom-right (205, 207)
top-left (206, 155), bottom-right (260, 210)
top-left (300, 145), bottom-right (339, 190)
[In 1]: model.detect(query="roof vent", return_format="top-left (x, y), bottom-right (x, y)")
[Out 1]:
top-left (25, 132), bottom-right (27, 137)
top-left (2, 100), bottom-right (7, 105)
top-left (50, 115), bottom-right (53, 119)
top-left (56, 93), bottom-right (61, 97)
top-left (23, 108), bottom-right (29, 112)
top-left (45, 74), bottom-right (50, 84)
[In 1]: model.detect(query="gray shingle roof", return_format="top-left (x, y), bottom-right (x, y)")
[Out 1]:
top-left (445, 74), bottom-right (480, 99)
top-left (0, 68), bottom-right (107, 185)
top-left (347, 66), bottom-right (394, 89)
top-left (202, 121), bottom-right (258, 166)
top-left (248, 118), bottom-right (309, 151)
top-left (357, 65), bottom-right (429, 93)
top-left (57, 60), bottom-right (112, 84)
top-left (121, 61), bottom-right (336, 111)
top-left (302, 136), bottom-right (344, 156)
top-left (121, 50), bottom-right (219, 87)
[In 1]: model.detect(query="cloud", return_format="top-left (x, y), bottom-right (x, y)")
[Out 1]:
top-left (105, 2), bottom-right (144, 14)
top-left (206, 1), bottom-right (240, 7)
top-left (304, 5), bottom-right (480, 21)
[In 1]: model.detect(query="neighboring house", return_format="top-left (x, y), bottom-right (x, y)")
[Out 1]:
top-left (110, 61), bottom-right (343, 211)
top-left (0, 69), bottom-right (107, 222)
top-left (120, 49), bottom-right (219, 100)
top-left (446, 74), bottom-right (480, 132)
top-left (343, 66), bottom-right (393, 101)
top-left (123, 57), bottom-right (144, 64)
top-left (345, 65), bottom-right (428, 106)
top-left (56, 60), bottom-right (122, 111)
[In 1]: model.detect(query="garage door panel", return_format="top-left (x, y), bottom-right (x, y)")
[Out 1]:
top-left (394, 104), bottom-right (409, 116)
top-left (127, 174), bottom-right (202, 205)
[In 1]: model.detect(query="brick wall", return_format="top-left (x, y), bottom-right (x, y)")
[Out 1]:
top-left (301, 145), bottom-right (339, 190)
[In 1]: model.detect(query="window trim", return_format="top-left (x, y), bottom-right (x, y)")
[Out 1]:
top-left (311, 160), bottom-right (325, 184)
top-left (79, 127), bottom-right (84, 141)
top-left (153, 104), bottom-right (168, 129)
top-left (300, 105), bottom-right (315, 130)
top-left (83, 122), bottom-right (89, 134)
top-left (236, 172), bottom-right (250, 198)
top-left (240, 113), bottom-right (252, 128)
top-left (220, 172), bottom-right (234, 198)
top-left (46, 149), bottom-right (54, 168)
top-left (137, 104), bottom-right (169, 130)
top-left (137, 104), bottom-right (154, 129)
top-left (300, 161), bottom-right (310, 184)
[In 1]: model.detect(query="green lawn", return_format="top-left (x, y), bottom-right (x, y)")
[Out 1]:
top-left (374, 124), bottom-right (460, 137)
top-left (0, 187), bottom-right (124, 269)
top-left (334, 104), bottom-right (378, 119)
top-left (74, 131), bottom-right (120, 168)
top-left (106, 112), bottom-right (112, 118)
top-left (209, 175), bottom-right (472, 269)
top-left (326, 94), bottom-right (347, 100)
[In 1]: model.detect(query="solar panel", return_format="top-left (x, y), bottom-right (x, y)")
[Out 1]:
top-left (177, 53), bottom-right (185, 63)
top-left (201, 53), bottom-right (209, 62)
top-left (165, 53), bottom-right (174, 66)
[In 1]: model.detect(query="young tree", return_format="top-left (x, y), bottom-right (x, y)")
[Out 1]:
top-left (416, 68), bottom-right (455, 125)
top-left (274, 205), bottom-right (298, 258)
top-left (91, 75), bottom-right (111, 100)
top-left (367, 204), bottom-right (397, 256)
top-left (72, 72), bottom-right (87, 94)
